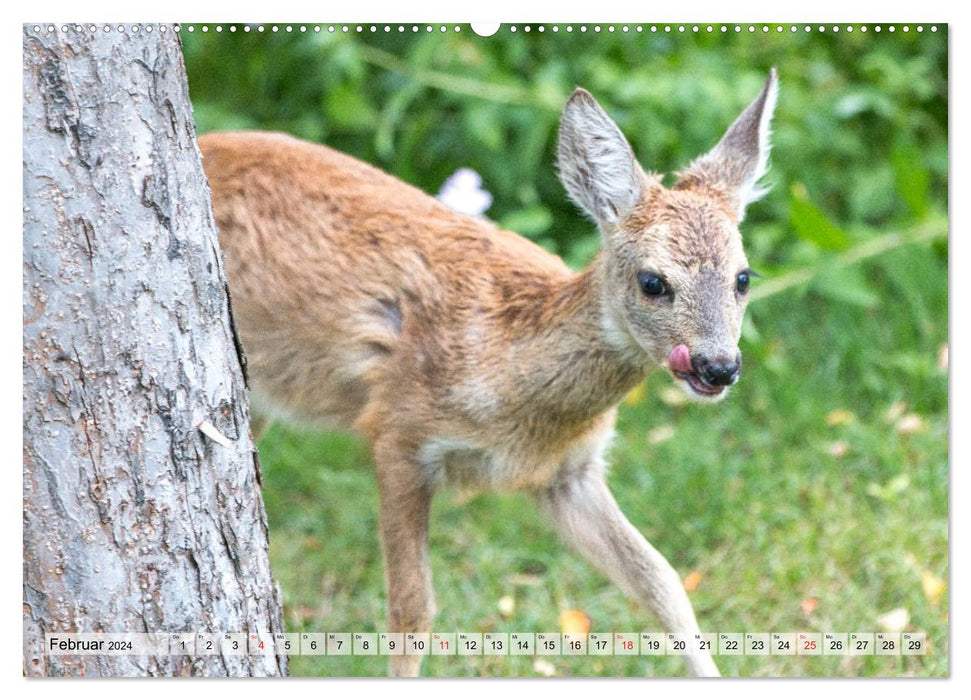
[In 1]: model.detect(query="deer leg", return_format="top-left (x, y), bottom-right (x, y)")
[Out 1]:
top-left (538, 465), bottom-right (719, 677)
top-left (373, 442), bottom-right (436, 677)
top-left (249, 412), bottom-right (271, 442)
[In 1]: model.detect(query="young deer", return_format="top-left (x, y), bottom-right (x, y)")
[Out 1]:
top-left (199, 68), bottom-right (778, 677)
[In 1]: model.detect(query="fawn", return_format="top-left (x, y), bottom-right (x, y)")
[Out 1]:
top-left (199, 68), bottom-right (778, 677)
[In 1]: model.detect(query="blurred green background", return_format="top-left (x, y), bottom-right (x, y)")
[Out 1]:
top-left (182, 24), bottom-right (948, 677)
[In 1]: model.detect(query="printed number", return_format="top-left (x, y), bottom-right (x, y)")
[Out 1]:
top-left (336, 640), bottom-right (343, 650)
top-left (543, 640), bottom-right (556, 651)
top-left (622, 640), bottom-right (634, 651)
top-left (751, 640), bottom-right (765, 651)
top-left (231, 640), bottom-right (239, 650)
top-left (777, 640), bottom-right (790, 651)
top-left (803, 640), bottom-right (816, 651)
top-left (362, 640), bottom-right (370, 650)
top-left (830, 640), bottom-right (843, 651)
top-left (258, 640), bottom-right (264, 650)
top-left (284, 639), bottom-right (291, 650)
top-left (725, 640), bottom-right (739, 651)
top-left (413, 640), bottom-right (425, 651)
top-left (309, 640), bottom-right (318, 650)
top-left (180, 640), bottom-right (187, 650)
top-left (673, 640), bottom-right (686, 651)
top-left (439, 640), bottom-right (448, 650)
top-left (491, 640), bottom-right (503, 651)
top-left (698, 640), bottom-right (712, 651)
top-left (388, 640), bottom-right (396, 650)
top-left (595, 640), bottom-right (607, 650)
top-left (646, 640), bottom-right (660, 651)
top-left (465, 640), bottom-right (477, 651)
top-left (517, 640), bottom-right (529, 650)
top-left (882, 640), bottom-right (894, 650)
top-left (856, 640), bottom-right (868, 650)
top-left (569, 640), bottom-right (581, 651)
top-left (206, 640), bottom-right (213, 651)
top-left (909, 640), bottom-right (922, 650)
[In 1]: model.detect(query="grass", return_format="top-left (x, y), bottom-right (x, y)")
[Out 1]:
top-left (255, 243), bottom-right (947, 678)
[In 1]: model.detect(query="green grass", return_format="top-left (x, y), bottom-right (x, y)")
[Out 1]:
top-left (255, 244), bottom-right (948, 678)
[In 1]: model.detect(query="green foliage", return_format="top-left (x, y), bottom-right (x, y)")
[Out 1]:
top-left (182, 26), bottom-right (947, 677)
top-left (183, 26), bottom-right (945, 256)
top-left (790, 185), bottom-right (849, 251)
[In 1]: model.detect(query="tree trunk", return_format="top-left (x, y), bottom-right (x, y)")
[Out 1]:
top-left (22, 25), bottom-right (285, 677)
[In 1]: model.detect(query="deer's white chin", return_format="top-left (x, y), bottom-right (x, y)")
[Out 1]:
top-left (674, 370), bottom-right (729, 403)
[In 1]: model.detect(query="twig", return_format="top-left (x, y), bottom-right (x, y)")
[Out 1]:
top-left (751, 217), bottom-right (947, 302)
top-left (356, 44), bottom-right (554, 109)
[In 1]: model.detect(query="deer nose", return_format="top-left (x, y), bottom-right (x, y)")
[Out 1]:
top-left (692, 354), bottom-right (741, 386)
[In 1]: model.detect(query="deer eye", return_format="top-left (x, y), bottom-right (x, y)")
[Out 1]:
top-left (736, 270), bottom-right (751, 294)
top-left (637, 272), bottom-right (668, 298)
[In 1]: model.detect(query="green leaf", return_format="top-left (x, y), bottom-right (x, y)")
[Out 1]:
top-left (790, 186), bottom-right (849, 251)
top-left (325, 83), bottom-right (377, 132)
top-left (812, 265), bottom-right (879, 309)
top-left (499, 206), bottom-right (553, 238)
top-left (741, 313), bottom-right (762, 344)
top-left (892, 145), bottom-right (931, 220)
top-left (562, 234), bottom-right (602, 269)
top-left (375, 83), bottom-right (424, 159)
top-left (464, 104), bottom-right (504, 152)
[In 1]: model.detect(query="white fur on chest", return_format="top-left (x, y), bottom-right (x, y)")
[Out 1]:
top-left (417, 426), bottom-right (615, 493)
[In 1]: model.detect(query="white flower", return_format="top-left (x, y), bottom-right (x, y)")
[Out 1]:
top-left (436, 167), bottom-right (492, 217)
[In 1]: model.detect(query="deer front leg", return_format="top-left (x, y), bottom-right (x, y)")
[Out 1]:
top-left (374, 443), bottom-right (436, 677)
top-left (539, 465), bottom-right (719, 677)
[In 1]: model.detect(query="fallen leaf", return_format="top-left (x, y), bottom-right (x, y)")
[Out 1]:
top-left (896, 413), bottom-right (925, 435)
top-left (921, 571), bottom-right (946, 605)
top-left (800, 597), bottom-right (819, 616)
top-left (533, 658), bottom-right (556, 676)
top-left (683, 571), bottom-right (703, 593)
top-left (648, 425), bottom-right (675, 445)
top-left (660, 386), bottom-right (688, 407)
top-left (507, 573), bottom-right (543, 587)
top-left (826, 409), bottom-right (855, 427)
top-left (876, 607), bottom-right (910, 633)
top-left (866, 474), bottom-right (911, 501)
top-left (497, 595), bottom-right (515, 618)
top-left (827, 440), bottom-right (850, 458)
top-left (301, 536), bottom-right (324, 552)
top-left (885, 401), bottom-right (908, 423)
top-left (290, 605), bottom-right (317, 626)
top-left (623, 383), bottom-right (647, 407)
top-left (559, 608), bottom-right (591, 634)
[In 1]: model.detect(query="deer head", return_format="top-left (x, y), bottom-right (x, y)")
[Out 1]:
top-left (557, 69), bottom-right (778, 402)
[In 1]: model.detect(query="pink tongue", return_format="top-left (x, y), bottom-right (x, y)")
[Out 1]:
top-left (668, 344), bottom-right (693, 373)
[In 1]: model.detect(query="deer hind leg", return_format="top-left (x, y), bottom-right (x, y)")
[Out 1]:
top-left (373, 439), bottom-right (436, 677)
top-left (538, 465), bottom-right (719, 677)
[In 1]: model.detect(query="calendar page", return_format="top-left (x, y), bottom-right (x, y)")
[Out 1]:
top-left (22, 16), bottom-right (948, 680)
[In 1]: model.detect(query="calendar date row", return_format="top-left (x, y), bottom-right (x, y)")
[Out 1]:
top-left (45, 631), bottom-right (926, 657)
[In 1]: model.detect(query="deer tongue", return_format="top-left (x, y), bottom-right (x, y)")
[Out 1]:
top-left (668, 344), bottom-right (693, 374)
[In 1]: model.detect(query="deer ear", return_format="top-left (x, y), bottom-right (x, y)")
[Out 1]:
top-left (677, 68), bottom-right (779, 222)
top-left (557, 88), bottom-right (644, 230)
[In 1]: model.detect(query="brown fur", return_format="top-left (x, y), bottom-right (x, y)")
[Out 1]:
top-left (199, 70), bottom-right (777, 677)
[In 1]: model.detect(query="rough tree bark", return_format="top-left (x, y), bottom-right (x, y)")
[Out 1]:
top-left (23, 25), bottom-right (285, 676)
